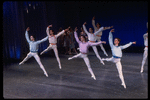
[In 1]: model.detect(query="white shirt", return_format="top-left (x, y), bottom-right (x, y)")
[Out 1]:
top-left (143, 33), bottom-right (148, 47)
top-left (46, 27), bottom-right (64, 44)
top-left (109, 32), bottom-right (133, 57)
top-left (25, 31), bottom-right (48, 52)
top-left (92, 20), bottom-right (112, 40)
top-left (83, 25), bottom-right (104, 41)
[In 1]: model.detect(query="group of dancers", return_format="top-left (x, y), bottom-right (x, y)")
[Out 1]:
top-left (19, 16), bottom-right (148, 89)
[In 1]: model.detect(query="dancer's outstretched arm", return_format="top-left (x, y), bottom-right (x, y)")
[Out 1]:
top-left (120, 42), bottom-right (136, 50)
top-left (89, 41), bottom-right (106, 46)
top-left (147, 22), bottom-right (148, 28)
top-left (36, 36), bottom-right (48, 44)
top-left (55, 27), bottom-right (70, 38)
top-left (25, 27), bottom-right (31, 43)
top-left (94, 27), bottom-right (104, 35)
top-left (46, 25), bottom-right (52, 37)
top-left (92, 16), bottom-right (97, 31)
top-left (83, 22), bottom-right (90, 35)
top-left (109, 29), bottom-right (115, 48)
top-left (74, 27), bottom-right (81, 44)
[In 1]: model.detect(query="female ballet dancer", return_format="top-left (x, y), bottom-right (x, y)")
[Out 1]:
top-left (140, 29), bottom-right (148, 73)
top-left (92, 16), bottom-right (113, 56)
top-left (68, 27), bottom-right (106, 80)
top-left (40, 25), bottom-right (70, 69)
top-left (19, 27), bottom-right (48, 77)
top-left (83, 22), bottom-right (110, 65)
top-left (102, 29), bottom-right (136, 89)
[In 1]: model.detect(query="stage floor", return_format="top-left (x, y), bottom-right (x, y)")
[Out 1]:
top-left (3, 52), bottom-right (148, 99)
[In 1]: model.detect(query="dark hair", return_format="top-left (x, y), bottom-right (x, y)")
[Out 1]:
top-left (51, 29), bottom-right (54, 33)
top-left (115, 38), bottom-right (121, 43)
top-left (96, 22), bottom-right (101, 27)
top-left (80, 35), bottom-right (87, 41)
top-left (89, 27), bottom-right (94, 31)
top-left (30, 35), bottom-right (35, 38)
top-left (49, 29), bottom-right (55, 35)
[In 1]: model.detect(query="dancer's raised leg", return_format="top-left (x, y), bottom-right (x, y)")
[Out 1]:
top-left (33, 53), bottom-right (48, 77)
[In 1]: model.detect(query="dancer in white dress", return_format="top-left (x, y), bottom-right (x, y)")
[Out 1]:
top-left (19, 27), bottom-right (49, 77)
top-left (40, 25), bottom-right (70, 69)
top-left (102, 29), bottom-right (136, 89)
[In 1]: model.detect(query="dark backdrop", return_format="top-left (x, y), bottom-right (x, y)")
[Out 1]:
top-left (3, 1), bottom-right (148, 62)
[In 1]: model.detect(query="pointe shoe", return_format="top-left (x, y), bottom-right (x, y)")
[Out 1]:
top-left (59, 65), bottom-right (62, 69)
top-left (19, 62), bottom-right (24, 65)
top-left (91, 75), bottom-right (96, 80)
top-left (140, 70), bottom-right (143, 73)
top-left (100, 61), bottom-right (105, 65)
top-left (40, 52), bottom-right (43, 55)
top-left (121, 83), bottom-right (126, 89)
top-left (140, 67), bottom-right (143, 73)
top-left (44, 72), bottom-right (48, 77)
top-left (68, 58), bottom-right (72, 60)
top-left (105, 53), bottom-right (108, 56)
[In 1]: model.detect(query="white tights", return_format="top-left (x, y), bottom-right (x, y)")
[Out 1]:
top-left (91, 46), bottom-right (104, 65)
top-left (102, 57), bottom-right (126, 88)
top-left (97, 39), bottom-right (108, 56)
top-left (141, 47), bottom-right (148, 73)
top-left (68, 53), bottom-right (96, 80)
top-left (19, 52), bottom-right (48, 77)
top-left (40, 44), bottom-right (62, 69)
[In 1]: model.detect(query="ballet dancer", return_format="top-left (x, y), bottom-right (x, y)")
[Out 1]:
top-left (140, 26), bottom-right (148, 73)
top-left (19, 27), bottom-right (48, 77)
top-left (68, 27), bottom-right (106, 80)
top-left (92, 16), bottom-right (113, 56)
top-left (83, 22), bottom-right (109, 65)
top-left (102, 29), bottom-right (136, 89)
top-left (40, 25), bottom-right (70, 69)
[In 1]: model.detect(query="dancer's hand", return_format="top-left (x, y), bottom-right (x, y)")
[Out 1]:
top-left (101, 41), bottom-right (106, 44)
top-left (110, 29), bottom-right (114, 32)
top-left (132, 42), bottom-right (136, 44)
top-left (110, 26), bottom-right (113, 28)
top-left (74, 27), bottom-right (78, 32)
top-left (83, 22), bottom-right (87, 25)
top-left (26, 27), bottom-right (30, 31)
top-left (48, 25), bottom-right (52, 28)
top-left (64, 26), bottom-right (70, 32)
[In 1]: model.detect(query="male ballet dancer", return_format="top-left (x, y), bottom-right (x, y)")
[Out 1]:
top-left (40, 25), bottom-right (70, 69)
top-left (19, 27), bottom-right (48, 77)
top-left (102, 29), bottom-right (136, 89)
top-left (92, 16), bottom-right (113, 56)
top-left (140, 23), bottom-right (148, 73)
top-left (68, 27), bottom-right (106, 80)
top-left (83, 22), bottom-right (110, 65)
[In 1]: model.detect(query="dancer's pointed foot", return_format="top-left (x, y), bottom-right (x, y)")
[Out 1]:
top-left (91, 75), bottom-right (96, 80)
top-left (59, 64), bottom-right (62, 69)
top-left (121, 83), bottom-right (126, 89)
top-left (19, 62), bottom-right (24, 65)
top-left (140, 67), bottom-right (143, 73)
top-left (100, 60), bottom-right (105, 65)
top-left (44, 72), bottom-right (48, 77)
top-left (105, 53), bottom-right (108, 56)
top-left (40, 52), bottom-right (43, 55)
top-left (68, 57), bottom-right (72, 60)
